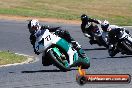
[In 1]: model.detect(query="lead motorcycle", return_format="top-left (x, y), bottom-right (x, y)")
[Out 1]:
top-left (34, 29), bottom-right (90, 71)
top-left (108, 29), bottom-right (132, 57)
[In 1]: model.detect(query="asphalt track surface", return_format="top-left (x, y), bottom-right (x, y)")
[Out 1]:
top-left (0, 19), bottom-right (132, 88)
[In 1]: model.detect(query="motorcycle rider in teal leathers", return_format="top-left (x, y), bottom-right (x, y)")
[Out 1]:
top-left (28, 19), bottom-right (86, 59)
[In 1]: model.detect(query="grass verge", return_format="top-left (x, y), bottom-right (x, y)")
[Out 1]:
top-left (0, 0), bottom-right (131, 25)
top-left (0, 51), bottom-right (27, 65)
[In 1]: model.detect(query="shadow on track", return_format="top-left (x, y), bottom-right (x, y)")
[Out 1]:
top-left (92, 57), bottom-right (106, 59)
top-left (21, 68), bottom-right (78, 73)
top-left (107, 55), bottom-right (132, 58)
top-left (83, 47), bottom-right (107, 51)
top-left (21, 69), bottom-right (61, 73)
top-left (91, 55), bottom-right (132, 59)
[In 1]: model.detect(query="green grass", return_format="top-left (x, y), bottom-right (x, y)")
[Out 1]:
top-left (0, 51), bottom-right (27, 65)
top-left (0, 0), bottom-right (132, 25)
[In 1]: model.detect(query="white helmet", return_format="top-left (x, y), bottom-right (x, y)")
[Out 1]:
top-left (28, 19), bottom-right (40, 33)
top-left (101, 20), bottom-right (109, 31)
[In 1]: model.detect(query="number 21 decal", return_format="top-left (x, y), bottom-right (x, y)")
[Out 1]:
top-left (45, 35), bottom-right (51, 41)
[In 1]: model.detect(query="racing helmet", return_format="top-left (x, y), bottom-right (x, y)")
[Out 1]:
top-left (81, 14), bottom-right (88, 22)
top-left (28, 19), bottom-right (40, 34)
top-left (101, 20), bottom-right (109, 31)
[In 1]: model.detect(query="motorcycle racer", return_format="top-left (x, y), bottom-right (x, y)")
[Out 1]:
top-left (101, 20), bottom-right (129, 56)
top-left (28, 19), bottom-right (86, 58)
top-left (80, 14), bottom-right (101, 44)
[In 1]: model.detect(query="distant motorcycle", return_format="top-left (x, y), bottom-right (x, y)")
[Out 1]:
top-left (85, 24), bottom-right (108, 48)
top-left (34, 29), bottom-right (90, 71)
top-left (108, 29), bottom-right (132, 57)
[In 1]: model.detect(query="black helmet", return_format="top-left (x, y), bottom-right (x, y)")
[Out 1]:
top-left (81, 14), bottom-right (88, 22)
top-left (101, 20), bottom-right (110, 31)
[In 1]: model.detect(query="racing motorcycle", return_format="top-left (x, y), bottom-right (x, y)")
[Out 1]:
top-left (34, 29), bottom-right (90, 71)
top-left (86, 24), bottom-right (108, 48)
top-left (108, 29), bottom-right (132, 57)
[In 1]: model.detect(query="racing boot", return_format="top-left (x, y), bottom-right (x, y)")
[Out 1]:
top-left (33, 44), bottom-right (40, 55)
top-left (34, 48), bottom-right (40, 55)
top-left (71, 41), bottom-right (86, 58)
top-left (89, 39), bottom-right (97, 45)
top-left (88, 35), bottom-right (97, 45)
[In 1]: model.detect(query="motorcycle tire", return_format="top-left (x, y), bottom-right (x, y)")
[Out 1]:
top-left (121, 40), bottom-right (132, 54)
top-left (99, 36), bottom-right (108, 48)
top-left (42, 55), bottom-right (53, 66)
top-left (47, 49), bottom-right (70, 72)
top-left (108, 49), bottom-right (117, 57)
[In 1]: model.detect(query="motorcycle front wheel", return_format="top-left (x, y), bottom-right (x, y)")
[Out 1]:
top-left (47, 48), bottom-right (70, 72)
top-left (108, 49), bottom-right (117, 57)
top-left (121, 39), bottom-right (132, 54)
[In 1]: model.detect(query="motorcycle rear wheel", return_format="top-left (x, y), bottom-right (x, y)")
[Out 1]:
top-left (42, 55), bottom-right (53, 66)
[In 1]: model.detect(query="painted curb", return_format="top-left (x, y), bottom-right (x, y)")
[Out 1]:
top-left (0, 52), bottom-right (39, 67)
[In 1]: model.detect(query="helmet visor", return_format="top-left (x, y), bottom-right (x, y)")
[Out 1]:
top-left (31, 25), bottom-right (38, 30)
